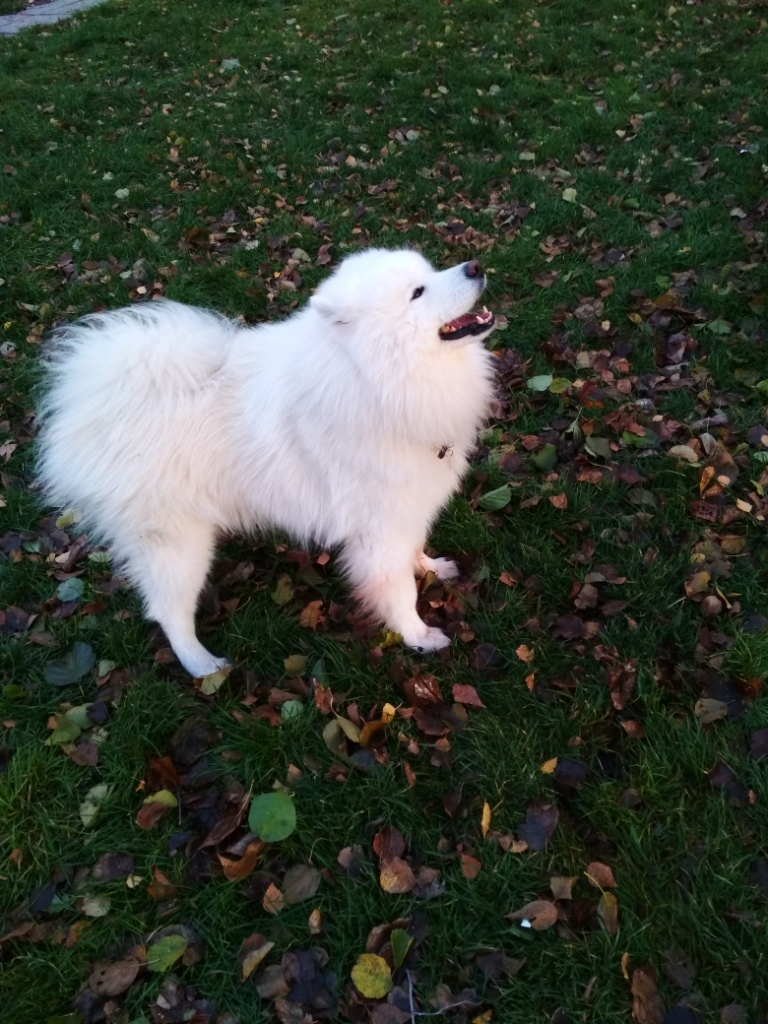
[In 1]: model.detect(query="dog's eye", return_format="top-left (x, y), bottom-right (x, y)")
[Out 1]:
top-left (411, 286), bottom-right (425, 300)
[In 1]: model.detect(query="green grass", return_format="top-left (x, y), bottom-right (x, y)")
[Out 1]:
top-left (2, 0), bottom-right (768, 1021)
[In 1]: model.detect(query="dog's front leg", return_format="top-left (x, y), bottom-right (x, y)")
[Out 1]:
top-left (344, 536), bottom-right (451, 653)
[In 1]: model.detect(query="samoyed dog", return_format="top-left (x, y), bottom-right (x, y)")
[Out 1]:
top-left (37, 248), bottom-right (496, 677)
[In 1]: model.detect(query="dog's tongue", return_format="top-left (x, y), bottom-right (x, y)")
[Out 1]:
top-left (438, 307), bottom-right (495, 339)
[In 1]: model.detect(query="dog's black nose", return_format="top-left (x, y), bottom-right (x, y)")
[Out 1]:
top-left (464, 260), bottom-right (483, 279)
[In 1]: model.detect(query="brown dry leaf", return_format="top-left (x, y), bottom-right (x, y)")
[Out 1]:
top-left (218, 840), bottom-right (266, 883)
top-left (237, 933), bottom-right (275, 982)
top-left (460, 854), bottom-right (482, 880)
top-left (373, 826), bottom-right (406, 862)
top-left (598, 892), bottom-right (619, 935)
top-left (631, 965), bottom-right (666, 1024)
top-left (135, 801), bottom-right (172, 831)
top-left (262, 882), bottom-right (285, 914)
top-left (452, 683), bottom-right (486, 708)
top-left (515, 644), bottom-right (535, 663)
top-left (380, 857), bottom-right (416, 894)
top-left (586, 861), bottom-right (617, 888)
top-left (308, 909), bottom-right (322, 935)
top-left (282, 864), bottom-right (321, 905)
top-left (88, 958), bottom-right (142, 997)
top-left (403, 673), bottom-right (443, 706)
top-left (507, 900), bottom-right (558, 930)
top-left (359, 719), bottom-right (388, 748)
top-left (550, 876), bottom-right (575, 900)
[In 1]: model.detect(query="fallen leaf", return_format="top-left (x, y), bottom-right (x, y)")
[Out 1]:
top-left (598, 891), bottom-right (619, 934)
top-left (88, 958), bottom-right (142, 997)
top-left (507, 900), bottom-right (558, 930)
top-left (380, 857), bottom-right (416, 894)
top-left (695, 698), bottom-right (728, 724)
top-left (515, 644), bottom-right (535, 663)
top-left (351, 953), bottom-right (393, 999)
top-left (80, 784), bottom-right (110, 828)
top-left (147, 934), bottom-right (188, 973)
top-left (45, 642), bottom-right (96, 687)
top-left (452, 683), bottom-right (486, 708)
top-left (237, 933), bottom-right (275, 982)
top-left (248, 792), bottom-right (296, 842)
top-left (218, 839), bottom-right (266, 882)
top-left (92, 852), bottom-right (134, 881)
top-left (282, 864), bottom-right (321, 904)
top-left (391, 927), bottom-right (413, 969)
top-left (631, 965), bottom-right (666, 1024)
top-left (82, 896), bottom-right (110, 918)
top-left (461, 854), bottom-right (482, 880)
top-left (550, 876), bottom-right (574, 900)
top-left (481, 800), bottom-right (491, 838)
top-left (585, 861), bottom-right (617, 888)
top-left (262, 882), bottom-right (285, 914)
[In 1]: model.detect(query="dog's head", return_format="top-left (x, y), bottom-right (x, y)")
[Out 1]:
top-left (309, 248), bottom-right (495, 353)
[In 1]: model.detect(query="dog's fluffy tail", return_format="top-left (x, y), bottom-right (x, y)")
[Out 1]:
top-left (37, 300), bottom-right (239, 528)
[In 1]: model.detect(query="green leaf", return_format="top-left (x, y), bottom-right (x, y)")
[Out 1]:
top-left (54, 508), bottom-right (80, 529)
top-left (45, 715), bottom-right (82, 746)
top-left (45, 642), bottom-right (96, 687)
top-left (322, 719), bottom-right (347, 758)
top-left (391, 928), bottom-right (414, 969)
top-left (622, 429), bottom-right (657, 449)
top-left (56, 577), bottom-right (85, 602)
top-left (549, 377), bottom-right (571, 395)
top-left (527, 374), bottom-right (554, 392)
top-left (248, 792), bottom-right (297, 842)
top-left (272, 574), bottom-right (294, 606)
top-left (147, 934), bottom-right (189, 973)
top-left (706, 319), bottom-right (731, 335)
top-left (585, 436), bottom-right (612, 459)
top-left (334, 715), bottom-right (361, 742)
top-left (3, 683), bottom-right (28, 700)
top-left (532, 443), bottom-right (558, 471)
top-left (478, 484), bottom-right (512, 511)
top-left (281, 699), bottom-right (304, 721)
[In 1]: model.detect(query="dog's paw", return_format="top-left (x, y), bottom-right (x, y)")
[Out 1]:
top-left (429, 557), bottom-right (460, 581)
top-left (188, 653), bottom-right (231, 679)
top-left (417, 554), bottom-right (460, 581)
top-left (402, 625), bottom-right (451, 654)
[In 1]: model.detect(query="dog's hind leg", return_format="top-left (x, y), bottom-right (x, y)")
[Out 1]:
top-left (121, 517), bottom-right (229, 678)
top-left (345, 536), bottom-right (451, 653)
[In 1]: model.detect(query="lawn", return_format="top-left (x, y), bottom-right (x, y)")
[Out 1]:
top-left (1, 0), bottom-right (768, 1021)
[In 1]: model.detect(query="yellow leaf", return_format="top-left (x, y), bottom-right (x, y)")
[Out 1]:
top-left (143, 789), bottom-right (178, 808)
top-left (381, 703), bottom-right (397, 723)
top-left (481, 800), bottom-right (491, 838)
top-left (541, 757), bottom-right (558, 774)
top-left (351, 953), bottom-right (393, 999)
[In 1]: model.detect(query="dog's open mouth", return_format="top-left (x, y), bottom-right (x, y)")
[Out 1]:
top-left (438, 307), bottom-right (495, 341)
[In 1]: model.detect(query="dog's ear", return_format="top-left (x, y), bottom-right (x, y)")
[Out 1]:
top-left (310, 291), bottom-right (354, 325)
top-left (309, 293), bottom-right (336, 319)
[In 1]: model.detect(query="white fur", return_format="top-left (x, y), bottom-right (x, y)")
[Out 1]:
top-left (37, 248), bottom-right (495, 676)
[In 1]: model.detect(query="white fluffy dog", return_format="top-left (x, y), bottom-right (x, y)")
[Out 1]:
top-left (37, 248), bottom-right (496, 676)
